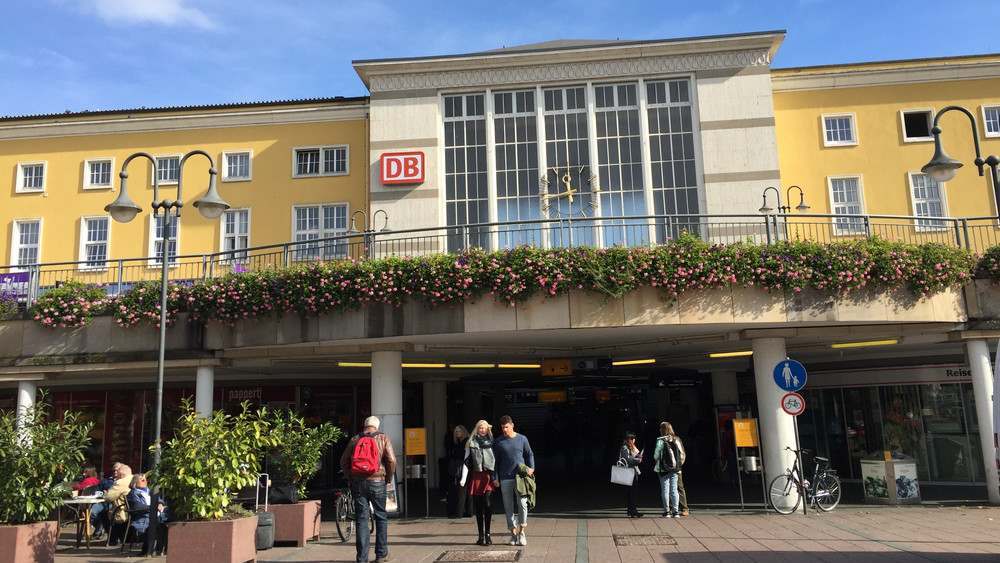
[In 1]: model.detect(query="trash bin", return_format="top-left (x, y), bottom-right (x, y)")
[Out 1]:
top-left (860, 451), bottom-right (920, 505)
top-left (256, 511), bottom-right (275, 550)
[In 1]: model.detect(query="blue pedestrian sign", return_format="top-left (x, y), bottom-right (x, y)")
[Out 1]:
top-left (773, 359), bottom-right (807, 392)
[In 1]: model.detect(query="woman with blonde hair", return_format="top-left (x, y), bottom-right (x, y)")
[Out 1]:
top-left (653, 421), bottom-right (685, 517)
top-left (460, 419), bottom-right (496, 545)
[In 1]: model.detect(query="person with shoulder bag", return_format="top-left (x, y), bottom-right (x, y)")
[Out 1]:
top-left (653, 421), bottom-right (682, 518)
top-left (339, 416), bottom-right (397, 563)
top-left (619, 431), bottom-right (643, 518)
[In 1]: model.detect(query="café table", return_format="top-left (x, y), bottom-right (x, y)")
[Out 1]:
top-left (62, 495), bottom-right (104, 549)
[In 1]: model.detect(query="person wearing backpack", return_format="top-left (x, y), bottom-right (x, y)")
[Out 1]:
top-left (653, 421), bottom-right (684, 518)
top-left (339, 416), bottom-right (397, 563)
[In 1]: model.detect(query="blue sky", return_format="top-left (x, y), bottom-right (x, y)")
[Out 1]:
top-left (2, 0), bottom-right (997, 118)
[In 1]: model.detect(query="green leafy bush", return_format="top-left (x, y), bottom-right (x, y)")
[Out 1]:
top-left (266, 410), bottom-right (342, 498)
top-left (0, 393), bottom-right (94, 524)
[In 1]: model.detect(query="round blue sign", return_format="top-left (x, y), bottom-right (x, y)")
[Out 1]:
top-left (773, 359), bottom-right (807, 392)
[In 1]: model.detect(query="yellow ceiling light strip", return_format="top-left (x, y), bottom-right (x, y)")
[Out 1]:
top-left (709, 350), bottom-right (754, 358)
top-left (449, 363), bottom-right (496, 369)
top-left (401, 363), bottom-right (447, 368)
top-left (612, 359), bottom-right (656, 366)
top-left (830, 339), bottom-right (899, 349)
top-left (497, 363), bottom-right (541, 369)
top-left (337, 361), bottom-right (372, 368)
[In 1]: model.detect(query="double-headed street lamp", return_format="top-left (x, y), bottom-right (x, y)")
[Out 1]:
top-left (348, 209), bottom-right (391, 258)
top-left (759, 185), bottom-right (810, 214)
top-left (105, 150), bottom-right (229, 472)
top-left (921, 105), bottom-right (1000, 216)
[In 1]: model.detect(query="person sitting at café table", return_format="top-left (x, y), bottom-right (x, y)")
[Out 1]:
top-left (126, 473), bottom-right (168, 553)
top-left (89, 461), bottom-right (122, 541)
top-left (104, 463), bottom-right (133, 546)
top-left (73, 464), bottom-right (99, 493)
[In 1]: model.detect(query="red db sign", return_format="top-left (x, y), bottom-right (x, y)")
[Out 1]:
top-left (380, 152), bottom-right (424, 184)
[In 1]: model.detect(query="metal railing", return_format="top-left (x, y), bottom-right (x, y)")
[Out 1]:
top-left (3, 213), bottom-right (999, 308)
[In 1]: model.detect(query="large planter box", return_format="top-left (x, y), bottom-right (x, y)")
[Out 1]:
top-left (0, 521), bottom-right (58, 563)
top-left (166, 515), bottom-right (257, 563)
top-left (270, 500), bottom-right (321, 546)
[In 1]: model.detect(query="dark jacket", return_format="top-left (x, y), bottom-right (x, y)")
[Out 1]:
top-left (515, 462), bottom-right (536, 510)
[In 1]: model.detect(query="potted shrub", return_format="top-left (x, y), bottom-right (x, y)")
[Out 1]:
top-left (154, 398), bottom-right (277, 563)
top-left (0, 393), bottom-right (93, 563)
top-left (263, 410), bottom-right (341, 546)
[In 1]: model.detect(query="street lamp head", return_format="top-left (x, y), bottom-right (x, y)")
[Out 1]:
top-left (105, 173), bottom-right (143, 223)
top-left (787, 185), bottom-right (810, 212)
top-left (373, 209), bottom-right (391, 232)
top-left (192, 168), bottom-right (229, 220)
top-left (348, 210), bottom-right (367, 234)
top-left (758, 186), bottom-right (778, 214)
top-left (922, 127), bottom-right (963, 182)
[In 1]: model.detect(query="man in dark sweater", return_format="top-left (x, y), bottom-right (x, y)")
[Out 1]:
top-left (490, 415), bottom-right (534, 546)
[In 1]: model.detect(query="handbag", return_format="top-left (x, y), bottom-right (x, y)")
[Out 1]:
top-left (610, 458), bottom-right (635, 486)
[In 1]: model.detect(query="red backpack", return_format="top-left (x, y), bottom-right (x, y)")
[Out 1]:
top-left (350, 432), bottom-right (382, 474)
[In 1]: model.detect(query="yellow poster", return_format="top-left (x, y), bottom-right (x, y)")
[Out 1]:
top-left (405, 427), bottom-right (426, 456)
top-left (733, 418), bottom-right (759, 447)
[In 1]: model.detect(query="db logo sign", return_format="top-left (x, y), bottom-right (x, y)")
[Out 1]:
top-left (380, 152), bottom-right (424, 185)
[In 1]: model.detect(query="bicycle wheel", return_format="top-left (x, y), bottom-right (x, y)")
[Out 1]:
top-left (336, 493), bottom-right (354, 541)
top-left (768, 474), bottom-right (801, 514)
top-left (814, 473), bottom-right (841, 512)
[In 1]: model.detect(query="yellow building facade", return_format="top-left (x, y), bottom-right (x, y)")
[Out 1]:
top-left (1, 98), bottom-right (369, 284)
top-left (772, 55), bottom-right (1000, 251)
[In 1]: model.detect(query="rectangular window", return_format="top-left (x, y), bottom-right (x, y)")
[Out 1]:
top-left (443, 94), bottom-right (489, 251)
top-left (222, 209), bottom-right (250, 262)
top-left (292, 203), bottom-right (348, 260)
top-left (222, 151), bottom-right (252, 181)
top-left (647, 78), bottom-right (699, 241)
top-left (494, 90), bottom-right (540, 227)
top-left (16, 162), bottom-right (46, 193)
top-left (909, 172), bottom-right (947, 230)
top-left (984, 105), bottom-right (1000, 137)
top-left (829, 176), bottom-right (864, 234)
top-left (155, 155), bottom-right (181, 184)
top-left (79, 216), bottom-right (109, 269)
top-left (822, 113), bottom-right (857, 146)
top-left (148, 215), bottom-right (179, 266)
top-left (901, 109), bottom-right (933, 141)
top-left (293, 146), bottom-right (348, 177)
top-left (596, 83), bottom-right (646, 245)
top-left (12, 219), bottom-right (41, 268)
top-left (84, 158), bottom-right (114, 189)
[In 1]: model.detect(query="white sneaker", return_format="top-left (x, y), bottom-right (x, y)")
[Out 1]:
top-left (508, 534), bottom-right (518, 545)
top-left (518, 531), bottom-right (527, 546)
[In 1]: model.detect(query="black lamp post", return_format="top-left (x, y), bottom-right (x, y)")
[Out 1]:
top-left (105, 150), bottom-right (229, 473)
top-left (759, 185), bottom-right (810, 214)
top-left (921, 105), bottom-right (1000, 216)
top-left (348, 209), bottom-right (391, 258)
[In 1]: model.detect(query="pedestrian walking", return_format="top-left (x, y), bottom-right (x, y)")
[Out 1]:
top-left (618, 431), bottom-right (643, 517)
top-left (492, 415), bottom-right (534, 546)
top-left (460, 419), bottom-right (496, 545)
top-left (339, 416), bottom-right (397, 563)
top-left (446, 424), bottom-right (472, 518)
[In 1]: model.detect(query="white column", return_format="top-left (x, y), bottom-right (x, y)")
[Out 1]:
top-left (372, 350), bottom-right (403, 482)
top-left (752, 338), bottom-right (797, 485)
top-left (966, 339), bottom-right (1000, 505)
top-left (195, 365), bottom-right (214, 418)
top-left (423, 380), bottom-right (448, 491)
top-left (16, 380), bottom-right (36, 435)
top-left (711, 371), bottom-right (739, 405)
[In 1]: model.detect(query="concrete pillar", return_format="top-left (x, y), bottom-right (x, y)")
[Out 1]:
top-left (372, 350), bottom-right (403, 482)
top-left (711, 370), bottom-right (739, 405)
top-left (16, 380), bottom-right (36, 436)
top-left (195, 365), bottom-right (214, 418)
top-left (423, 380), bottom-right (447, 491)
top-left (966, 339), bottom-right (1000, 505)
top-left (752, 338), bottom-right (797, 486)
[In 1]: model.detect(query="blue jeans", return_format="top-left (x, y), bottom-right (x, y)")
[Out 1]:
top-left (659, 472), bottom-right (679, 514)
top-left (352, 479), bottom-right (388, 563)
top-left (499, 479), bottom-right (528, 532)
top-left (90, 501), bottom-right (109, 534)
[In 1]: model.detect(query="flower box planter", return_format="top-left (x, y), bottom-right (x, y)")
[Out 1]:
top-left (166, 516), bottom-right (257, 563)
top-left (0, 521), bottom-right (58, 563)
top-left (270, 500), bottom-right (321, 546)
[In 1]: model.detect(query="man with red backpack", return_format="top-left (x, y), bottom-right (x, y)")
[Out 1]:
top-left (340, 416), bottom-right (397, 563)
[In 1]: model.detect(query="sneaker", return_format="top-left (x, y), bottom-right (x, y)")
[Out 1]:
top-left (375, 555), bottom-right (390, 563)
top-left (661, 512), bottom-right (671, 518)
top-left (680, 510), bottom-right (689, 516)
top-left (671, 512), bottom-right (680, 518)
top-left (518, 531), bottom-right (527, 546)
top-left (508, 534), bottom-right (518, 546)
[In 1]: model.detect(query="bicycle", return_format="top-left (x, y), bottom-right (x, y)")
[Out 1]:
top-left (768, 447), bottom-right (841, 514)
top-left (335, 487), bottom-right (375, 541)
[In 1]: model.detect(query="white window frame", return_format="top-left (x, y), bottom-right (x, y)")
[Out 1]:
top-left (821, 113), bottom-right (858, 147)
top-left (292, 145), bottom-right (349, 178)
top-left (222, 150), bottom-right (253, 182)
top-left (983, 105), bottom-right (1000, 138)
top-left (221, 208), bottom-right (251, 263)
top-left (291, 203), bottom-right (349, 261)
top-left (83, 158), bottom-right (115, 190)
top-left (900, 109), bottom-right (934, 142)
top-left (908, 172), bottom-right (949, 232)
top-left (79, 215), bottom-right (110, 270)
top-left (147, 214), bottom-right (179, 267)
top-left (16, 161), bottom-right (46, 193)
top-left (153, 154), bottom-right (181, 185)
top-left (828, 175), bottom-right (866, 235)
top-left (11, 218), bottom-right (42, 269)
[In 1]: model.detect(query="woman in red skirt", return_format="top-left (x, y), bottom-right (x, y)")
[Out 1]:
top-left (460, 419), bottom-right (496, 545)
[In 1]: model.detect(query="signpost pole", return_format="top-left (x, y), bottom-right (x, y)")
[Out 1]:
top-left (794, 417), bottom-right (806, 516)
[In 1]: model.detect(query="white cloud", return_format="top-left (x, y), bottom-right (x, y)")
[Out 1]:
top-left (90, 0), bottom-right (215, 29)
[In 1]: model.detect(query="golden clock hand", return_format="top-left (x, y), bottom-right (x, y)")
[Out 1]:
top-left (561, 172), bottom-right (574, 203)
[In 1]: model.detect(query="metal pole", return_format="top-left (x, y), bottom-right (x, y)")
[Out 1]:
top-left (151, 207), bottom-right (170, 474)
